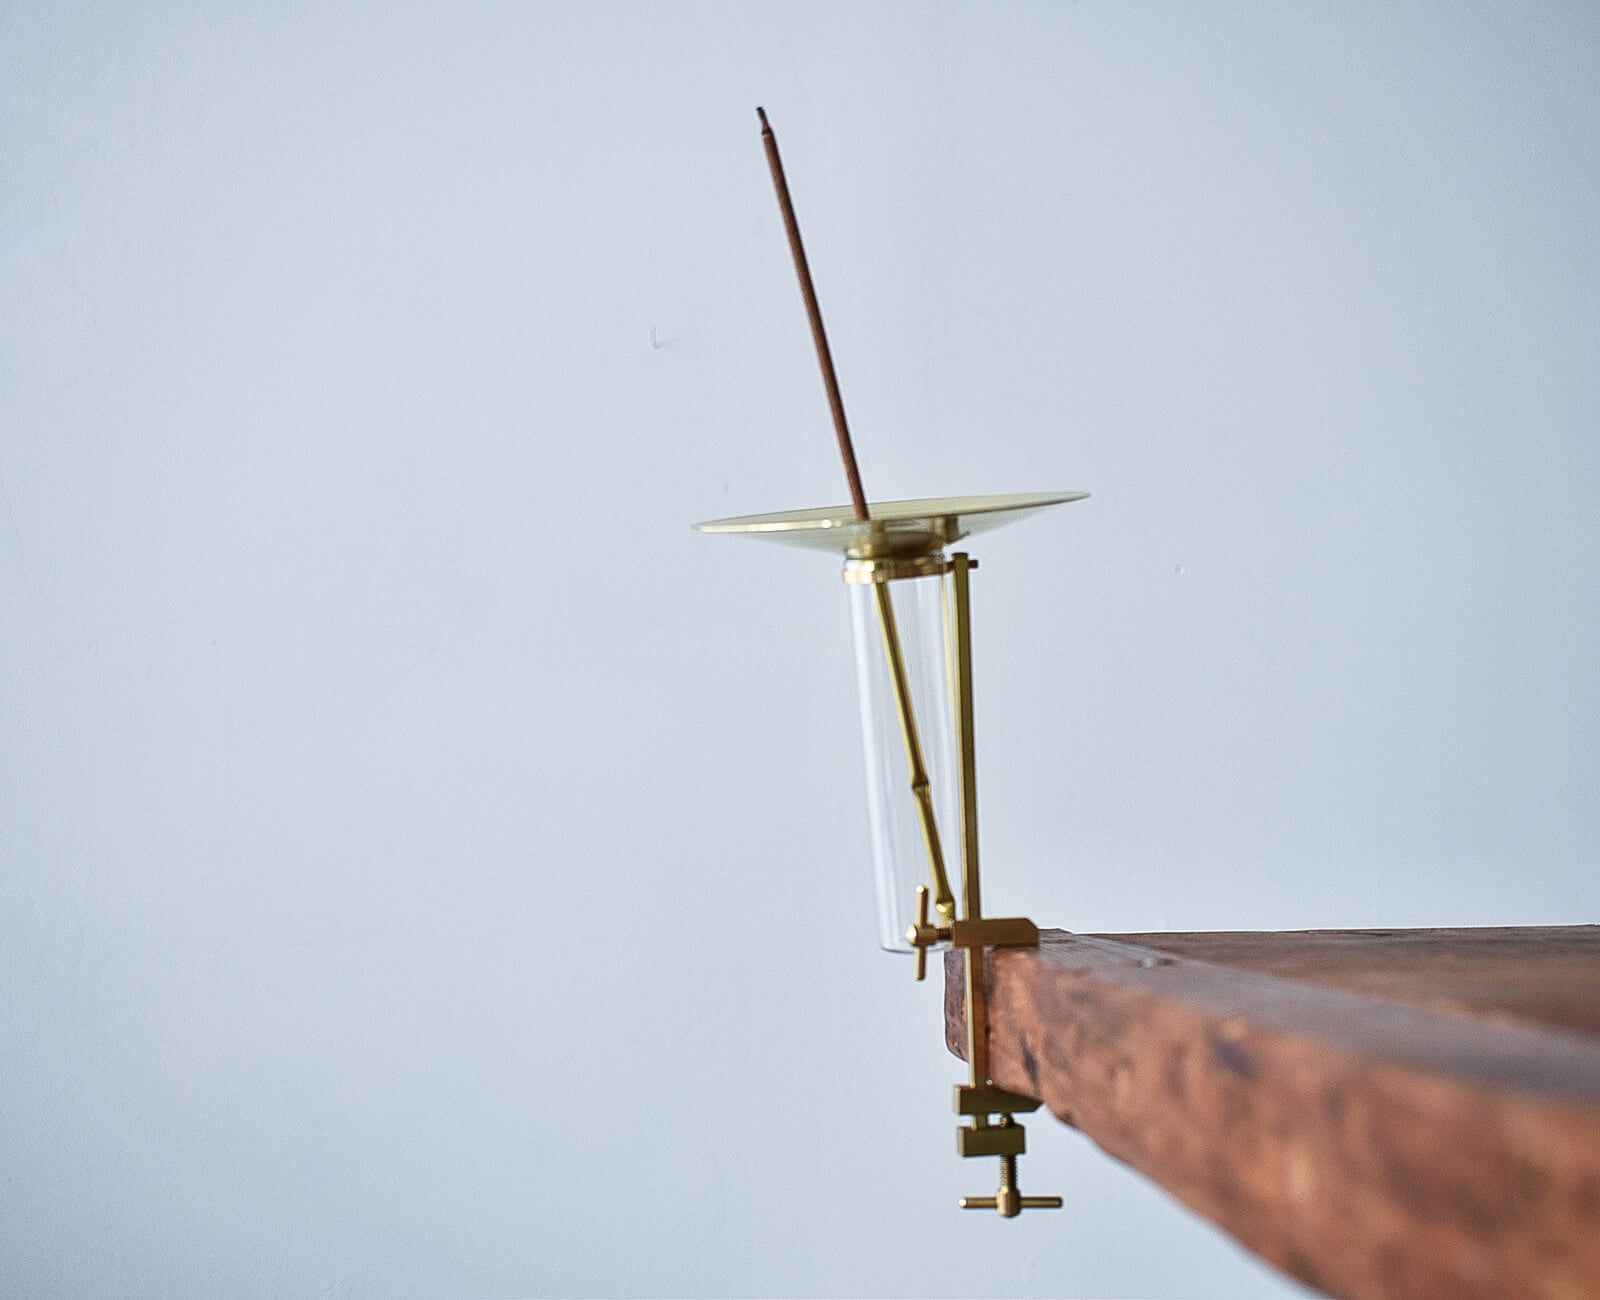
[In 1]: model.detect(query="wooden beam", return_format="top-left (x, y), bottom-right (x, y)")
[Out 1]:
top-left (946, 927), bottom-right (1600, 1298)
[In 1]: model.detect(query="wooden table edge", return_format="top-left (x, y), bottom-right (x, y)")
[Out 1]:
top-left (946, 928), bottom-right (1600, 1298)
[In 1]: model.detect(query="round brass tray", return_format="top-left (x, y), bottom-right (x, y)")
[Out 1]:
top-left (694, 491), bottom-right (1087, 558)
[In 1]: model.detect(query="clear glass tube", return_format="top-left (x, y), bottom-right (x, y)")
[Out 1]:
top-left (847, 563), bottom-right (960, 953)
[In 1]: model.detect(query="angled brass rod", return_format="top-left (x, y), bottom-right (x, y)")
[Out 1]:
top-left (873, 580), bottom-right (956, 924)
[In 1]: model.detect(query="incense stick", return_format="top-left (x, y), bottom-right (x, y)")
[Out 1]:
top-left (757, 107), bottom-right (870, 523)
top-left (756, 107), bottom-right (956, 927)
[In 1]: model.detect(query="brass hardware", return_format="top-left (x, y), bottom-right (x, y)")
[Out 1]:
top-left (842, 554), bottom-right (951, 584)
top-left (734, 113), bottom-right (1069, 1218)
top-left (872, 580), bottom-right (957, 927)
top-left (951, 553), bottom-right (982, 923)
top-left (949, 916), bottom-right (1040, 948)
top-left (906, 883), bottom-right (952, 982)
top-left (960, 1141), bottom-right (1065, 1219)
top-left (944, 554), bottom-right (1060, 1216)
top-left (954, 1084), bottom-right (1041, 1116)
top-left (957, 1121), bottom-right (1026, 1159)
top-left (696, 495), bottom-right (1086, 1219)
top-left (693, 491), bottom-right (1088, 557)
top-left (850, 541), bottom-right (1058, 1208)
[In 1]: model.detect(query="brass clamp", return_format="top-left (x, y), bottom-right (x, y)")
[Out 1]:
top-left (958, 1118), bottom-right (1064, 1217)
top-left (953, 1092), bottom-right (1061, 1217)
top-left (906, 884), bottom-right (1042, 982)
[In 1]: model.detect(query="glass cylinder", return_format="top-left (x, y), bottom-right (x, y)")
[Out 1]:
top-left (846, 558), bottom-right (961, 953)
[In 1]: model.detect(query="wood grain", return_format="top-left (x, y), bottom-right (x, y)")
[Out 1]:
top-left (946, 927), bottom-right (1600, 1298)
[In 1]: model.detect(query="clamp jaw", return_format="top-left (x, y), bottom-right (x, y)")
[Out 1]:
top-left (953, 1104), bottom-right (1063, 1218)
top-left (907, 884), bottom-right (1061, 1217)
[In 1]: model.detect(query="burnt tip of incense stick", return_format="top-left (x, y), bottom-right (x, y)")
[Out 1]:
top-left (751, 103), bottom-right (869, 521)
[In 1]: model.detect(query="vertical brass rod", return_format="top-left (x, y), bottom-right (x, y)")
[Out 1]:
top-left (757, 107), bottom-right (868, 522)
top-left (873, 580), bottom-right (955, 924)
top-left (951, 554), bottom-right (981, 922)
top-left (964, 946), bottom-right (989, 1085)
top-left (951, 554), bottom-right (989, 1083)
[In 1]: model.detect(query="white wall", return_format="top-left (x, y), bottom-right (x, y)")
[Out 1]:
top-left (4, 4), bottom-right (1597, 1296)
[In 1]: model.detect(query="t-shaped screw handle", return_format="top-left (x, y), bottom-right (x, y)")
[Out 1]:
top-left (905, 883), bottom-right (952, 981)
top-left (960, 1147), bottom-right (1064, 1218)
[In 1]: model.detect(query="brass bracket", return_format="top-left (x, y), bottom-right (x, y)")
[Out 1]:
top-left (904, 551), bottom-right (1061, 1217)
top-left (957, 1122), bottom-right (1025, 1159)
top-left (950, 916), bottom-right (1039, 949)
top-left (955, 1084), bottom-right (1041, 1116)
top-left (906, 889), bottom-right (1039, 981)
